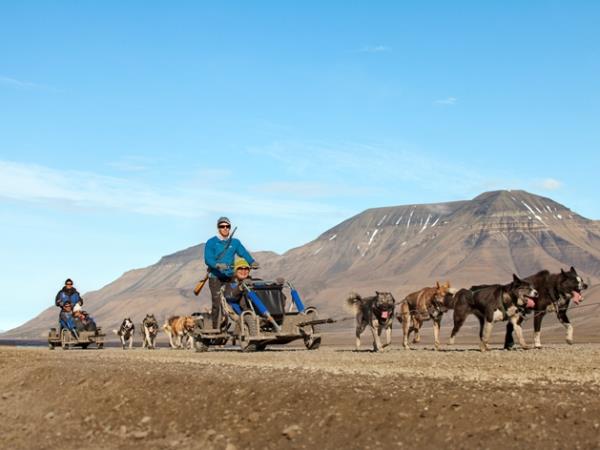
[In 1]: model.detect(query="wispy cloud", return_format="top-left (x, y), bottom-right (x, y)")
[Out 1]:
top-left (0, 160), bottom-right (341, 221)
top-left (538, 178), bottom-right (563, 191)
top-left (0, 75), bottom-right (54, 91)
top-left (107, 155), bottom-right (166, 173)
top-left (356, 45), bottom-right (391, 53)
top-left (248, 140), bottom-right (486, 197)
top-left (435, 97), bottom-right (457, 105)
top-left (254, 181), bottom-right (380, 199)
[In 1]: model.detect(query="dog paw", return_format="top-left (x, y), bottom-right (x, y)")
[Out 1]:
top-left (566, 339), bottom-right (574, 345)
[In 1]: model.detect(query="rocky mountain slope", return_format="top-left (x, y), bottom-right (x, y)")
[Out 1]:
top-left (6, 190), bottom-right (600, 339)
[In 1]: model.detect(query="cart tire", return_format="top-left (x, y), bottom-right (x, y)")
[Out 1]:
top-left (81, 344), bottom-right (89, 350)
top-left (305, 336), bottom-right (321, 350)
top-left (256, 343), bottom-right (268, 351)
top-left (241, 343), bottom-right (258, 353)
top-left (194, 338), bottom-right (209, 353)
top-left (302, 308), bottom-right (321, 350)
top-left (240, 314), bottom-right (258, 352)
top-left (61, 329), bottom-right (71, 350)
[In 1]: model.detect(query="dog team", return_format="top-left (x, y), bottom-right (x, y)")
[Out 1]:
top-left (112, 314), bottom-right (199, 350)
top-left (348, 266), bottom-right (588, 352)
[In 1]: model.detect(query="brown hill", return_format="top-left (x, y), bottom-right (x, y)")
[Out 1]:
top-left (5, 190), bottom-right (600, 339)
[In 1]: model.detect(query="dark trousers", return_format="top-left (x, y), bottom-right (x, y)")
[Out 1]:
top-left (209, 277), bottom-right (229, 328)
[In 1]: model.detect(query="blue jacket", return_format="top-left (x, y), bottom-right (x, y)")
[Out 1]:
top-left (204, 236), bottom-right (255, 279)
top-left (55, 288), bottom-right (82, 308)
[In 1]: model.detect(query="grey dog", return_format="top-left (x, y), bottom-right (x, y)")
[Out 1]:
top-left (347, 291), bottom-right (396, 352)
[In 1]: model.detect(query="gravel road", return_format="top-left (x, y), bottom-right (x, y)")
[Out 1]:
top-left (1, 345), bottom-right (600, 449)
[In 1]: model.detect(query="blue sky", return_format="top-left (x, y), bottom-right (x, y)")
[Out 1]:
top-left (1, 1), bottom-right (599, 330)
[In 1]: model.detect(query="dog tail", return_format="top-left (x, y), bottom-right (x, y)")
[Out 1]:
top-left (395, 297), bottom-right (411, 323)
top-left (112, 329), bottom-right (119, 335)
top-left (345, 292), bottom-right (362, 315)
top-left (163, 322), bottom-right (174, 334)
top-left (346, 292), bottom-right (362, 306)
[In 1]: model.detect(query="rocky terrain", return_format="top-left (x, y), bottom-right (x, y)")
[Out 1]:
top-left (4, 189), bottom-right (600, 338)
top-left (2, 345), bottom-right (600, 450)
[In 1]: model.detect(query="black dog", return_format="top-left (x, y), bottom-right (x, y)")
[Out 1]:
top-left (505, 266), bottom-right (588, 349)
top-left (449, 274), bottom-right (538, 351)
top-left (347, 291), bottom-right (395, 352)
top-left (113, 318), bottom-right (135, 349)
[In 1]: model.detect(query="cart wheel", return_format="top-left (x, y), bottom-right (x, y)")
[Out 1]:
top-left (305, 336), bottom-right (321, 350)
top-left (97, 343), bottom-right (104, 350)
top-left (302, 309), bottom-right (320, 350)
top-left (240, 314), bottom-right (258, 352)
top-left (61, 329), bottom-right (71, 350)
top-left (194, 338), bottom-right (209, 352)
top-left (241, 342), bottom-right (257, 353)
top-left (81, 344), bottom-right (89, 350)
top-left (256, 343), bottom-right (268, 351)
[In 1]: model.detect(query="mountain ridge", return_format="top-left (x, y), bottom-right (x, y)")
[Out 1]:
top-left (5, 189), bottom-right (600, 339)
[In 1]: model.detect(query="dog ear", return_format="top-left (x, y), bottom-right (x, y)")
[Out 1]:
top-left (512, 274), bottom-right (521, 283)
top-left (561, 268), bottom-right (566, 276)
top-left (570, 266), bottom-right (576, 273)
top-left (446, 280), bottom-right (450, 288)
top-left (436, 281), bottom-right (441, 289)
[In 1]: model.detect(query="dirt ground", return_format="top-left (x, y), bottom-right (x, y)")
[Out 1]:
top-left (1, 344), bottom-right (600, 450)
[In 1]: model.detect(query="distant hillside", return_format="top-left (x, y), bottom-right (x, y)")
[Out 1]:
top-left (6, 190), bottom-right (600, 339)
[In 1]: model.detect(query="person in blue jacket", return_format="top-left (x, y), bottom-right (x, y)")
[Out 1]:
top-left (204, 217), bottom-right (258, 329)
top-left (54, 278), bottom-right (83, 337)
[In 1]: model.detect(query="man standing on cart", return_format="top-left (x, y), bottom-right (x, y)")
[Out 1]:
top-left (204, 217), bottom-right (258, 330)
top-left (54, 278), bottom-right (83, 337)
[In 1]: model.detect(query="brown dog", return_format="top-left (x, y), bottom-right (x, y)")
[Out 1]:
top-left (398, 281), bottom-right (455, 350)
top-left (163, 316), bottom-right (196, 349)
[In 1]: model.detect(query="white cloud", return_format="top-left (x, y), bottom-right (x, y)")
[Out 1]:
top-left (539, 178), bottom-right (563, 190)
top-left (435, 97), bottom-right (457, 105)
top-left (0, 160), bottom-right (342, 221)
top-left (254, 181), bottom-right (380, 198)
top-left (0, 75), bottom-right (51, 90)
top-left (107, 156), bottom-right (159, 172)
top-left (248, 140), bottom-right (486, 196)
top-left (357, 45), bottom-right (391, 53)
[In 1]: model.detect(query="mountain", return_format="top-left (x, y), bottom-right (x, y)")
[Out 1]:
top-left (6, 190), bottom-right (600, 339)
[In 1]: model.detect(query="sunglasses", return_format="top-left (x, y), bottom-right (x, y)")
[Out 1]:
top-left (66, 283), bottom-right (73, 286)
top-left (236, 267), bottom-right (250, 271)
top-left (218, 224), bottom-right (231, 229)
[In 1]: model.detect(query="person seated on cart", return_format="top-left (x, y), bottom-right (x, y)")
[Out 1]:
top-left (73, 306), bottom-right (98, 332)
top-left (222, 258), bottom-right (254, 315)
top-left (55, 278), bottom-right (84, 337)
top-left (221, 258), bottom-right (281, 331)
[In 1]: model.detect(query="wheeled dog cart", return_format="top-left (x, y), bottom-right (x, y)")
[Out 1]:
top-left (192, 280), bottom-right (334, 352)
top-left (48, 327), bottom-right (105, 350)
